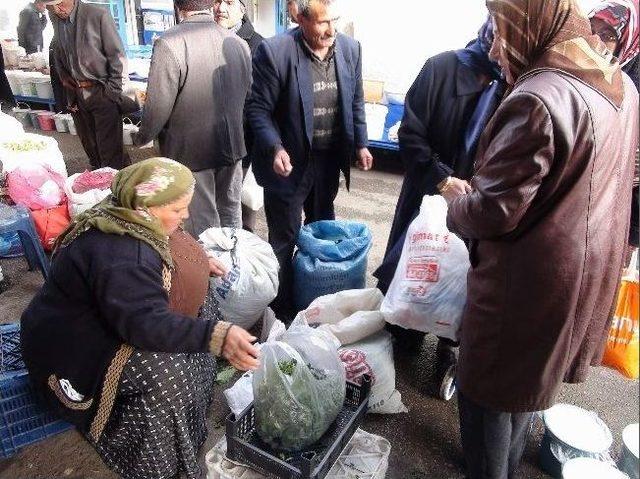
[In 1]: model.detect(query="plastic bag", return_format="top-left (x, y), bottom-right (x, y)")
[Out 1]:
top-left (0, 133), bottom-right (67, 178)
top-left (381, 195), bottom-right (470, 342)
top-left (302, 289), bottom-right (386, 345)
top-left (7, 163), bottom-right (66, 211)
top-left (339, 331), bottom-right (407, 415)
top-left (31, 203), bottom-right (71, 251)
top-left (200, 228), bottom-right (279, 330)
top-left (64, 168), bottom-right (116, 218)
top-left (241, 166), bottom-right (264, 211)
top-left (225, 371), bottom-right (254, 419)
top-left (0, 111), bottom-right (24, 141)
top-left (603, 249), bottom-right (639, 379)
top-left (253, 318), bottom-right (346, 451)
top-left (294, 220), bottom-right (372, 311)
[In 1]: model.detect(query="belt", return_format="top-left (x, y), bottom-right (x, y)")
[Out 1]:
top-left (76, 80), bottom-right (96, 89)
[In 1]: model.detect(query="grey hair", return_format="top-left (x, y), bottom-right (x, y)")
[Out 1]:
top-left (296, 0), bottom-right (336, 17)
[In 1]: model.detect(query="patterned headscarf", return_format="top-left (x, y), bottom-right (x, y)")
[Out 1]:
top-left (55, 158), bottom-right (195, 267)
top-left (589, 0), bottom-right (639, 66)
top-left (487, 0), bottom-right (624, 107)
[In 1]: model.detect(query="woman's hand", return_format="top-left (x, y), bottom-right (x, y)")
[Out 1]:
top-left (223, 326), bottom-right (260, 371)
top-left (208, 257), bottom-right (227, 277)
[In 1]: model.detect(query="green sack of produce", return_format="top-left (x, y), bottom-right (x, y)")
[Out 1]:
top-left (253, 319), bottom-right (346, 451)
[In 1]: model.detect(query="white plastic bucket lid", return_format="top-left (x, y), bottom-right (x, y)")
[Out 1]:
top-left (543, 403), bottom-right (613, 453)
top-left (623, 424), bottom-right (639, 459)
top-left (562, 457), bottom-right (628, 479)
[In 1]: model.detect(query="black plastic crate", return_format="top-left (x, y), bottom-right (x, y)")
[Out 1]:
top-left (0, 323), bottom-right (25, 374)
top-left (226, 375), bottom-right (371, 479)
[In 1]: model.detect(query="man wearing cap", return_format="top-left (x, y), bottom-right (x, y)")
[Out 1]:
top-left (134, 0), bottom-right (252, 236)
top-left (213, 0), bottom-right (264, 232)
top-left (45, 0), bottom-right (132, 170)
top-left (18, 1), bottom-right (48, 55)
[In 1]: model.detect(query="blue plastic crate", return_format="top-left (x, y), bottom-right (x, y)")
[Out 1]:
top-left (0, 369), bottom-right (74, 458)
top-left (0, 323), bottom-right (25, 374)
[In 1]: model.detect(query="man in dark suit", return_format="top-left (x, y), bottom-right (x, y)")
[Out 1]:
top-left (247, 0), bottom-right (373, 320)
top-left (18, 1), bottom-right (48, 54)
top-left (44, 0), bottom-right (133, 170)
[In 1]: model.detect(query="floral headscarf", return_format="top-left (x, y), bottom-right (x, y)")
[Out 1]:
top-left (487, 0), bottom-right (624, 107)
top-left (589, 0), bottom-right (639, 66)
top-left (55, 158), bottom-right (195, 267)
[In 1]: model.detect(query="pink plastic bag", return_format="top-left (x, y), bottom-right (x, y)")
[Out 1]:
top-left (7, 164), bottom-right (66, 211)
top-left (72, 168), bottom-right (117, 194)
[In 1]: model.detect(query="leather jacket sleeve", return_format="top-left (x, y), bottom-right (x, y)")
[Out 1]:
top-left (447, 91), bottom-right (555, 240)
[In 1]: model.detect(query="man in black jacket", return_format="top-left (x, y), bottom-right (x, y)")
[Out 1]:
top-left (18, 1), bottom-right (48, 54)
top-left (213, 0), bottom-right (264, 232)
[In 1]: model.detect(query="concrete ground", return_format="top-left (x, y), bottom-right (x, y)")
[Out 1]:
top-left (0, 129), bottom-right (638, 479)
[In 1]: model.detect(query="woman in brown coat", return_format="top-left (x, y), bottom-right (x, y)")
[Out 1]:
top-left (446, 0), bottom-right (640, 477)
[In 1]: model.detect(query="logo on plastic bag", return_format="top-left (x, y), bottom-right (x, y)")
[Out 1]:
top-left (406, 256), bottom-right (440, 282)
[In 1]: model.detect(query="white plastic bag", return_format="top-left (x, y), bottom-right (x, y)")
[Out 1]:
top-left (0, 133), bottom-right (67, 178)
top-left (199, 228), bottom-right (279, 329)
top-left (241, 166), bottom-right (263, 211)
top-left (0, 111), bottom-right (24, 141)
top-left (224, 371), bottom-right (254, 418)
top-left (339, 330), bottom-right (408, 414)
top-left (381, 195), bottom-right (470, 341)
top-left (301, 288), bottom-right (384, 326)
top-left (64, 168), bottom-right (117, 218)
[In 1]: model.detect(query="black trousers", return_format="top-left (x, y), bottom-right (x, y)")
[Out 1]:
top-left (264, 149), bottom-right (341, 319)
top-left (71, 85), bottom-right (130, 171)
top-left (458, 392), bottom-right (534, 479)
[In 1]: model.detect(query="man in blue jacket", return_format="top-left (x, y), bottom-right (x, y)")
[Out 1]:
top-left (247, 0), bottom-right (373, 320)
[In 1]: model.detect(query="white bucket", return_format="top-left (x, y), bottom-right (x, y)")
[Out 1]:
top-left (365, 103), bottom-right (388, 141)
top-left (34, 80), bottom-right (54, 100)
top-left (66, 115), bottom-right (77, 135)
top-left (53, 114), bottom-right (69, 133)
top-left (122, 119), bottom-right (139, 146)
top-left (19, 80), bottom-right (36, 97)
top-left (562, 457), bottom-right (628, 479)
top-left (620, 424), bottom-right (639, 479)
top-left (541, 403), bottom-right (613, 477)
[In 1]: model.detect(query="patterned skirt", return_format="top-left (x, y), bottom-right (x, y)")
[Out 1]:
top-left (96, 295), bottom-right (222, 479)
top-left (95, 351), bottom-right (216, 479)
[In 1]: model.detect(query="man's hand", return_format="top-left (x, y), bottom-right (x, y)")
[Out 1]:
top-left (222, 326), bottom-right (260, 371)
top-left (273, 148), bottom-right (293, 177)
top-left (356, 147), bottom-right (373, 171)
top-left (66, 104), bottom-right (79, 113)
top-left (208, 256), bottom-right (227, 277)
top-left (440, 177), bottom-right (472, 204)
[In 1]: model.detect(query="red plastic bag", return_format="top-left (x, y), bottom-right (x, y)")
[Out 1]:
top-left (31, 204), bottom-right (71, 252)
top-left (72, 168), bottom-right (117, 194)
top-left (7, 164), bottom-right (66, 211)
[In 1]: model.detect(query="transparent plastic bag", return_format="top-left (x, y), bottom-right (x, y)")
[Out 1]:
top-left (253, 319), bottom-right (346, 451)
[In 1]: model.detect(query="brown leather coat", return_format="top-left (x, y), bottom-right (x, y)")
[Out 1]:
top-left (447, 70), bottom-right (639, 412)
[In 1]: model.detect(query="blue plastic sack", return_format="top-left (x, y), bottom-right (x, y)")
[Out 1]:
top-left (293, 220), bottom-right (372, 311)
top-left (0, 232), bottom-right (23, 258)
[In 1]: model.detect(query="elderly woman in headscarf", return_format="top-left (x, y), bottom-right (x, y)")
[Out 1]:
top-left (373, 18), bottom-right (506, 398)
top-left (444, 1), bottom-right (639, 477)
top-left (589, 0), bottom-right (640, 248)
top-left (21, 158), bottom-right (260, 479)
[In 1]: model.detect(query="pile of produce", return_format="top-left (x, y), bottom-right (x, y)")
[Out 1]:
top-left (2, 138), bottom-right (47, 152)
